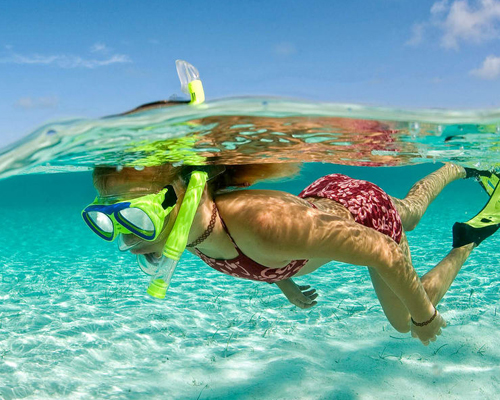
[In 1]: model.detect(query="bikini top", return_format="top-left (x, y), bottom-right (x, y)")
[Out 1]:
top-left (194, 208), bottom-right (308, 283)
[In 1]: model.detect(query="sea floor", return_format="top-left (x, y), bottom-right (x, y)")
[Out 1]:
top-left (0, 164), bottom-right (499, 400)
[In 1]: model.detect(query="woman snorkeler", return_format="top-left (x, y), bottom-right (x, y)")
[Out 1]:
top-left (85, 162), bottom-right (499, 346)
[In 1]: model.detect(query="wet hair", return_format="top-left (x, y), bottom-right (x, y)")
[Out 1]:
top-left (198, 164), bottom-right (302, 193)
top-left (93, 163), bottom-right (302, 196)
top-left (108, 100), bottom-right (191, 117)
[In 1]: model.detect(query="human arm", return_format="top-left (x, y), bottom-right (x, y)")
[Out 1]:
top-left (243, 203), bottom-right (440, 342)
top-left (274, 278), bottom-right (318, 309)
top-left (410, 309), bottom-right (446, 345)
top-left (376, 248), bottom-right (445, 344)
top-left (219, 191), bottom-right (442, 343)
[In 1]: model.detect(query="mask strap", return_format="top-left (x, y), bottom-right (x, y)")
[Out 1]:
top-left (180, 165), bottom-right (226, 184)
top-left (162, 185), bottom-right (178, 209)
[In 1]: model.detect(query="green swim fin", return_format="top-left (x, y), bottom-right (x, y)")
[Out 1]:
top-left (478, 172), bottom-right (499, 196)
top-left (453, 177), bottom-right (500, 247)
top-left (464, 167), bottom-right (499, 196)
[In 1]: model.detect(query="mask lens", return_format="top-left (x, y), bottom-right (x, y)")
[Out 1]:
top-left (88, 211), bottom-right (114, 234)
top-left (118, 208), bottom-right (155, 234)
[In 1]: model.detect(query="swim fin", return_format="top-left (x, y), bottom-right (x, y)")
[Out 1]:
top-left (464, 167), bottom-right (500, 196)
top-left (477, 172), bottom-right (499, 196)
top-left (453, 175), bottom-right (500, 247)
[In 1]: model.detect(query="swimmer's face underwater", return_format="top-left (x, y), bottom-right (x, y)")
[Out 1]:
top-left (82, 168), bottom-right (181, 258)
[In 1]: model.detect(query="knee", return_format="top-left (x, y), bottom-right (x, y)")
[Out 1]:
top-left (388, 319), bottom-right (411, 333)
top-left (403, 220), bottom-right (418, 232)
top-left (402, 214), bottom-right (423, 232)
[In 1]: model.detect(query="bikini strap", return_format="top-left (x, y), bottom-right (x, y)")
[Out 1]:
top-left (214, 202), bottom-right (243, 254)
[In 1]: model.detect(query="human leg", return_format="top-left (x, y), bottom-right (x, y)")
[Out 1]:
top-left (368, 233), bottom-right (413, 332)
top-left (419, 243), bottom-right (474, 305)
top-left (391, 163), bottom-right (465, 232)
top-left (368, 234), bottom-right (474, 333)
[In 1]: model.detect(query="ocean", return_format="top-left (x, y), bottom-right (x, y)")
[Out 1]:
top-left (0, 98), bottom-right (499, 399)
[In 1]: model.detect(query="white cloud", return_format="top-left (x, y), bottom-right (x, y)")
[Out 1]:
top-left (470, 54), bottom-right (500, 78)
top-left (410, 0), bottom-right (500, 49)
top-left (14, 96), bottom-right (59, 109)
top-left (90, 42), bottom-right (109, 53)
top-left (431, 0), bottom-right (449, 15)
top-left (274, 42), bottom-right (297, 56)
top-left (406, 22), bottom-right (426, 46)
top-left (0, 53), bottom-right (131, 68)
top-left (442, 0), bottom-right (500, 49)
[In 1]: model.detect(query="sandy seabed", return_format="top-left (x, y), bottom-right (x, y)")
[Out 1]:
top-left (0, 169), bottom-right (499, 400)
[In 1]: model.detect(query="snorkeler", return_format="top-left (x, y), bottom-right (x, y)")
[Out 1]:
top-left (81, 61), bottom-right (500, 346)
top-left (83, 162), bottom-right (499, 346)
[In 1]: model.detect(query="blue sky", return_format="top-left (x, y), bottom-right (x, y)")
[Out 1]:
top-left (1, 0), bottom-right (500, 147)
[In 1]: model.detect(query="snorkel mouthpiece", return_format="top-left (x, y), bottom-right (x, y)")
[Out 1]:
top-left (146, 171), bottom-right (208, 299)
top-left (146, 257), bottom-right (178, 299)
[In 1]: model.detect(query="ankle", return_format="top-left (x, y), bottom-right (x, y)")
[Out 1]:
top-left (454, 164), bottom-right (467, 179)
top-left (444, 163), bottom-right (466, 179)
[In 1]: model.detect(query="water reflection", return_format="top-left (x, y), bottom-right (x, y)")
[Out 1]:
top-left (1, 98), bottom-right (499, 179)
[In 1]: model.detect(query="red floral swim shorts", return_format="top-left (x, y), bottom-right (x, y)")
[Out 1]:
top-left (299, 174), bottom-right (403, 243)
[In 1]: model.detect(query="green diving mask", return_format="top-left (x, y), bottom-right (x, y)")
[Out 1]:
top-left (82, 171), bottom-right (209, 300)
top-left (81, 186), bottom-right (178, 243)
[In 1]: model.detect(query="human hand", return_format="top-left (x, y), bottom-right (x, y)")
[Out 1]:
top-left (410, 310), bottom-right (446, 346)
top-left (287, 284), bottom-right (318, 309)
top-left (276, 278), bottom-right (318, 309)
top-left (293, 285), bottom-right (318, 309)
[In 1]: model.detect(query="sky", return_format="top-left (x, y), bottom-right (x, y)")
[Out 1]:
top-left (1, 0), bottom-right (500, 147)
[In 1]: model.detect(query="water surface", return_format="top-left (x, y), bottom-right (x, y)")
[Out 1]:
top-left (0, 99), bottom-right (499, 399)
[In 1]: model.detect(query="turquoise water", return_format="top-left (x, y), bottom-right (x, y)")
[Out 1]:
top-left (1, 99), bottom-right (500, 399)
top-left (1, 163), bottom-right (499, 399)
top-left (1, 98), bottom-right (500, 179)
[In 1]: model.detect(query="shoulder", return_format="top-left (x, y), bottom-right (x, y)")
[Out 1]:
top-left (215, 189), bottom-right (314, 230)
top-left (215, 189), bottom-right (321, 253)
top-left (214, 188), bottom-right (399, 266)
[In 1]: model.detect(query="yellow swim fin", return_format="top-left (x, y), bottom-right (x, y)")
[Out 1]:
top-left (453, 176), bottom-right (500, 247)
top-left (465, 167), bottom-right (499, 196)
top-left (478, 173), bottom-right (499, 197)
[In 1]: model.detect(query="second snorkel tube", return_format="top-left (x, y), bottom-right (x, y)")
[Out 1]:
top-left (141, 60), bottom-right (207, 299)
top-left (146, 170), bottom-right (208, 299)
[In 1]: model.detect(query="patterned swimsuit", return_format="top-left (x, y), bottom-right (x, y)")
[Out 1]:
top-left (299, 174), bottom-right (402, 243)
top-left (194, 217), bottom-right (308, 283)
top-left (196, 174), bottom-right (403, 283)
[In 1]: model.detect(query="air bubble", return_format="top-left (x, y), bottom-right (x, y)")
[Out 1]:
top-left (409, 122), bottom-right (420, 138)
top-left (134, 166), bottom-right (145, 171)
top-left (116, 166), bottom-right (123, 172)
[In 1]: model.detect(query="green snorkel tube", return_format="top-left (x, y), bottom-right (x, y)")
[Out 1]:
top-left (141, 60), bottom-right (208, 299)
top-left (146, 170), bottom-right (208, 299)
top-left (176, 59), bottom-right (205, 105)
